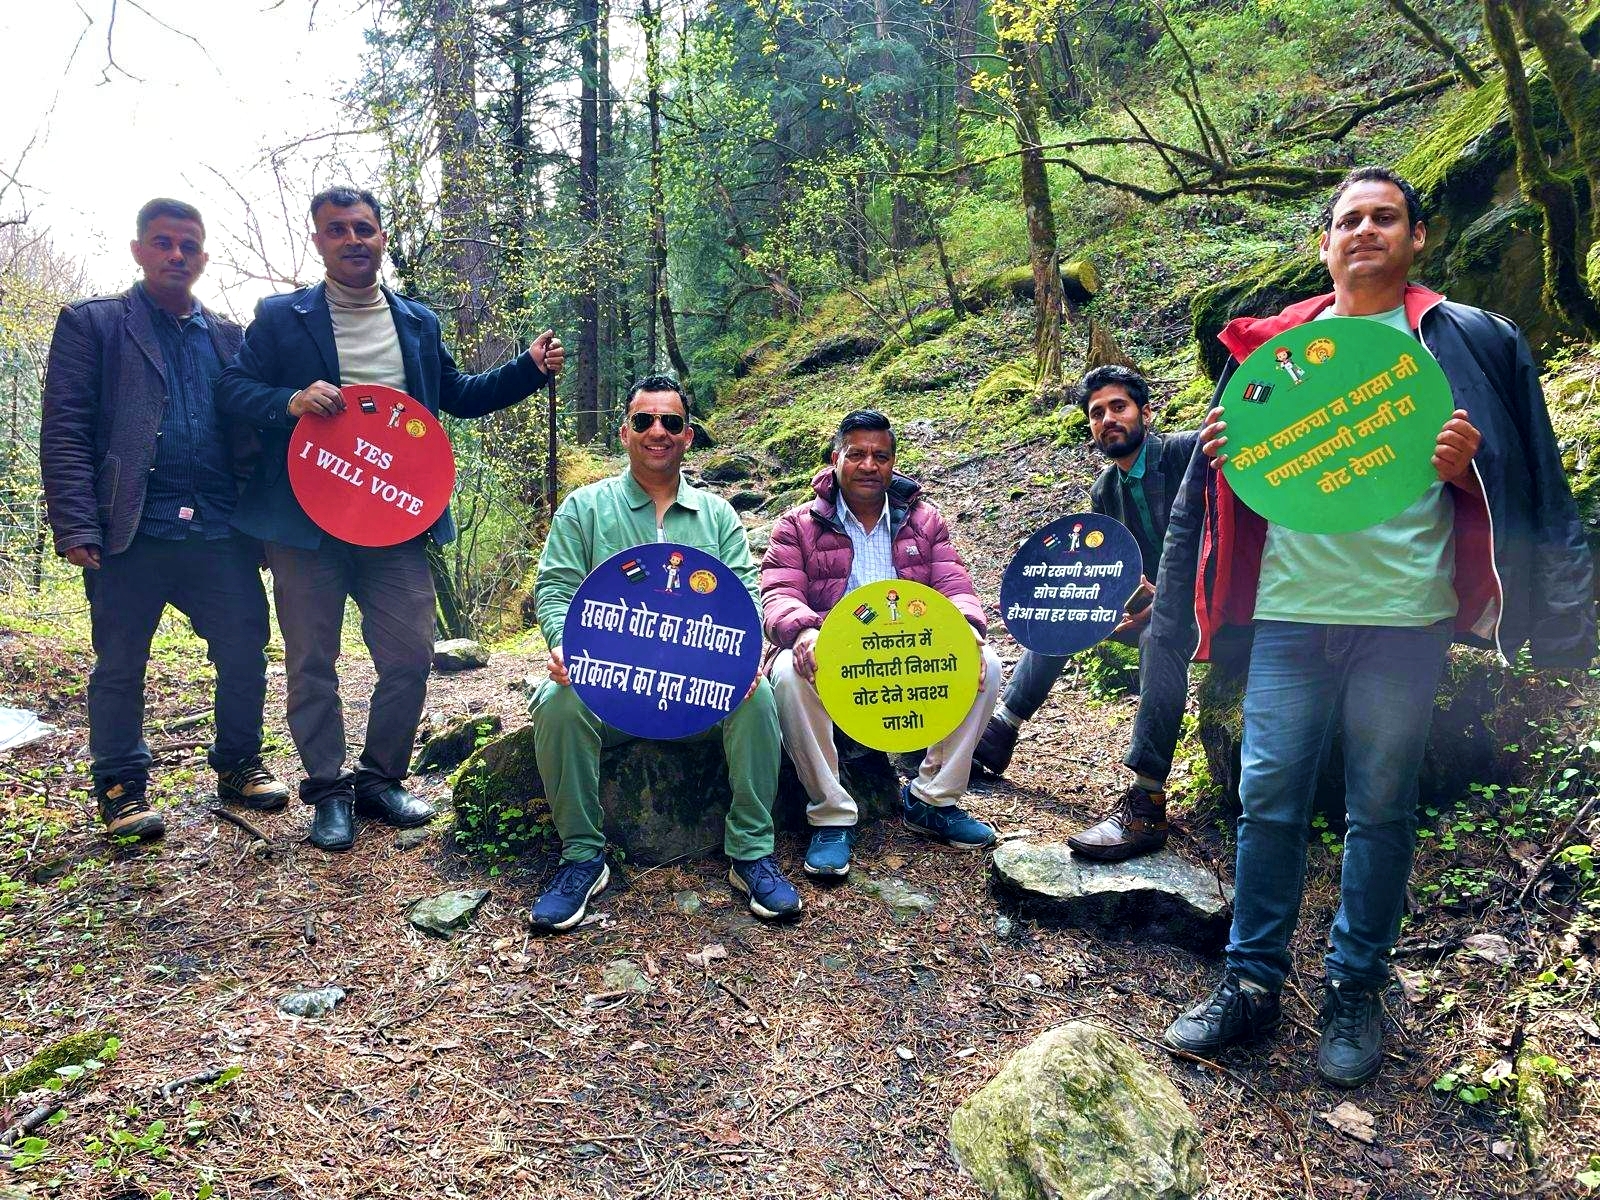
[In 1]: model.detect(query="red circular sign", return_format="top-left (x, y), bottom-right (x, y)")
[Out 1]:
top-left (287, 384), bottom-right (456, 547)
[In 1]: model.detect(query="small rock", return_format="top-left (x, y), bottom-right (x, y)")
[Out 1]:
top-left (850, 870), bottom-right (936, 920)
top-left (278, 986), bottom-right (345, 1018)
top-left (673, 890), bottom-right (703, 915)
top-left (413, 713), bottom-right (503, 773)
top-left (394, 826), bottom-right (433, 851)
top-left (819, 954), bottom-right (848, 972)
top-left (992, 915), bottom-right (1015, 938)
top-left (1023, 973), bottom-right (1044, 989)
top-left (950, 1021), bottom-right (1206, 1199)
top-left (895, 1046), bottom-right (915, 1061)
top-left (407, 889), bottom-right (490, 938)
top-left (991, 841), bottom-right (1231, 949)
top-left (432, 638), bottom-right (490, 672)
top-left (603, 959), bottom-right (654, 994)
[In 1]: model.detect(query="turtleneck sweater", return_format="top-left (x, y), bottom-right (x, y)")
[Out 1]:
top-left (324, 276), bottom-right (407, 390)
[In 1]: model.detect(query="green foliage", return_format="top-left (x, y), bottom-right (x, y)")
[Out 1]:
top-left (1078, 639), bottom-right (1140, 702)
top-left (0, 1030), bottom-right (115, 1098)
top-left (450, 729), bottom-right (554, 864)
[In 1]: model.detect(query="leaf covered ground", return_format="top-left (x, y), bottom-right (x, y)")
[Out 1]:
top-left (3, 414), bottom-right (1599, 1199)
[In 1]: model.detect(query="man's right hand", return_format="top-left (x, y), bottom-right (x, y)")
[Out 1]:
top-left (288, 381), bottom-right (345, 418)
top-left (793, 627), bottom-right (820, 683)
top-left (1200, 405), bottom-right (1227, 468)
top-left (547, 645), bottom-right (570, 686)
top-left (66, 545), bottom-right (101, 570)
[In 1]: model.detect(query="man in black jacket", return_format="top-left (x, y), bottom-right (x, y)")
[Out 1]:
top-left (40, 198), bottom-right (288, 841)
top-left (975, 365), bottom-right (1199, 861)
top-left (1158, 167), bottom-right (1594, 1087)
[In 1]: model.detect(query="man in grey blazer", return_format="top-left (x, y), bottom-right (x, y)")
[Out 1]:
top-left (40, 198), bottom-right (289, 841)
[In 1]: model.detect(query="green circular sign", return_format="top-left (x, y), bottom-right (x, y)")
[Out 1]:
top-left (814, 580), bottom-right (979, 753)
top-left (1220, 316), bottom-right (1453, 533)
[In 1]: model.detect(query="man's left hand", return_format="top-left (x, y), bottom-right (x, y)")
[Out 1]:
top-left (1433, 409), bottom-right (1481, 485)
top-left (531, 331), bottom-right (565, 377)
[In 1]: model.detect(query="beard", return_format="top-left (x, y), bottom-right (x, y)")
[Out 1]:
top-left (1097, 422), bottom-right (1147, 460)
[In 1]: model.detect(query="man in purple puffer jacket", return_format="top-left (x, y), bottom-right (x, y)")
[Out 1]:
top-left (761, 410), bottom-right (1002, 877)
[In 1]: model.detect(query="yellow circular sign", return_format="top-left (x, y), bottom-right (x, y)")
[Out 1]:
top-left (688, 569), bottom-right (718, 594)
top-left (814, 580), bottom-right (980, 752)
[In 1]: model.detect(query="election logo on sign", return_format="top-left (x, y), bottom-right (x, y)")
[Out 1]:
top-left (1000, 513), bottom-right (1141, 656)
top-left (814, 580), bottom-right (979, 753)
top-left (1220, 317), bottom-right (1454, 534)
top-left (562, 543), bottom-right (762, 740)
top-left (287, 383), bottom-right (456, 547)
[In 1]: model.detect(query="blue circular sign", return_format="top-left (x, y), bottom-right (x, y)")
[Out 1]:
top-left (562, 542), bottom-right (763, 739)
top-left (999, 513), bottom-right (1142, 655)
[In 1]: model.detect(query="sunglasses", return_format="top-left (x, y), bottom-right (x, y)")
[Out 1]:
top-left (629, 411), bottom-right (686, 435)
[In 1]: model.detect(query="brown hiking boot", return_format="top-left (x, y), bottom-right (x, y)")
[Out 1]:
top-left (97, 778), bottom-right (166, 841)
top-left (1067, 784), bottom-right (1168, 861)
top-left (217, 758), bottom-right (291, 811)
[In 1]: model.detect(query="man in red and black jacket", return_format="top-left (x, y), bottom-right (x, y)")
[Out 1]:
top-left (1154, 167), bottom-right (1594, 1087)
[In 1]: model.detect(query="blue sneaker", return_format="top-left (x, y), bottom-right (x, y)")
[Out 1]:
top-left (530, 856), bottom-right (610, 932)
top-left (901, 784), bottom-right (995, 849)
top-left (728, 855), bottom-right (804, 919)
top-left (803, 827), bottom-right (856, 876)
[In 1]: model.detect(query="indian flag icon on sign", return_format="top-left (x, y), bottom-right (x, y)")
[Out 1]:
top-left (853, 602), bottom-right (878, 625)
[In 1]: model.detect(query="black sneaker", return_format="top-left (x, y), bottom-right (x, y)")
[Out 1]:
top-left (1163, 972), bottom-right (1281, 1055)
top-left (96, 778), bottom-right (165, 841)
top-left (530, 857), bottom-right (610, 933)
top-left (1317, 978), bottom-right (1385, 1087)
top-left (216, 758), bottom-right (291, 811)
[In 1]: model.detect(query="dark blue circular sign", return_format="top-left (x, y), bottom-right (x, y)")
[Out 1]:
top-left (999, 513), bottom-right (1142, 656)
top-left (562, 542), bottom-right (763, 739)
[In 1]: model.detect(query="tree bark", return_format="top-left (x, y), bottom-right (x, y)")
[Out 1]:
top-left (576, 0), bottom-right (602, 440)
top-left (643, 0), bottom-right (693, 403)
top-left (1005, 39), bottom-right (1066, 383)
top-left (1485, 0), bottom-right (1600, 333)
top-left (431, 0), bottom-right (495, 369)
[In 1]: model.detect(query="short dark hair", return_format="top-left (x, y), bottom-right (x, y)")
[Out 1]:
top-left (832, 409), bottom-right (895, 455)
top-left (627, 373), bottom-right (689, 417)
top-left (1074, 365), bottom-right (1149, 415)
top-left (1320, 167), bottom-right (1424, 232)
top-left (136, 198), bottom-right (204, 239)
top-left (310, 186), bottom-right (384, 227)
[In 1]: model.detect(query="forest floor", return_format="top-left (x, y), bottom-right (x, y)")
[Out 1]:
top-left (1, 435), bottom-right (1596, 1200)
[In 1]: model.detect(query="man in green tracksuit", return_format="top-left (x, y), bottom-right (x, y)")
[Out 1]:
top-left (526, 374), bottom-right (802, 931)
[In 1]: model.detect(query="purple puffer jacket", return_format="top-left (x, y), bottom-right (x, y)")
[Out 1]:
top-left (760, 467), bottom-right (987, 660)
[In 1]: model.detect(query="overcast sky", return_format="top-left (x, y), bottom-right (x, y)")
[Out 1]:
top-left (0, 0), bottom-right (379, 319)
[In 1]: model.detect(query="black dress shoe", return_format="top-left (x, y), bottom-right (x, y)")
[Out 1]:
top-left (355, 780), bottom-right (436, 827)
top-left (307, 794), bottom-right (356, 851)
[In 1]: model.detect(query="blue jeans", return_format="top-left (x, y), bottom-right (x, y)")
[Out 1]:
top-left (84, 534), bottom-right (270, 784)
top-left (1228, 620), bottom-right (1452, 991)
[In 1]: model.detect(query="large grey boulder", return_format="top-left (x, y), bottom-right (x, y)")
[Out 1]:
top-left (949, 1021), bottom-right (1207, 1200)
top-left (451, 723), bottom-right (900, 863)
top-left (991, 841), bottom-right (1231, 950)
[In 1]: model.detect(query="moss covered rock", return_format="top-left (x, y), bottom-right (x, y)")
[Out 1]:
top-left (1189, 254), bottom-right (1327, 382)
top-left (973, 360), bottom-right (1036, 408)
top-left (949, 1021), bottom-right (1207, 1200)
top-left (699, 454), bottom-right (756, 484)
top-left (783, 333), bottom-right (884, 376)
top-left (0, 1029), bottom-right (112, 1098)
top-left (452, 722), bottom-right (901, 864)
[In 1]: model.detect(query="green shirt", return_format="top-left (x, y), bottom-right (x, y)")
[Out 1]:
top-left (1253, 304), bottom-right (1458, 627)
top-left (534, 469), bottom-right (759, 648)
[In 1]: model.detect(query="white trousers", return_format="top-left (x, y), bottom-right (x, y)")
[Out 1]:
top-left (770, 644), bottom-right (1002, 826)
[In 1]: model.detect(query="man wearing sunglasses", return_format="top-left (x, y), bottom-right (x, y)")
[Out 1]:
top-left (217, 186), bottom-right (563, 852)
top-left (761, 409), bottom-right (1002, 877)
top-left (527, 374), bottom-right (802, 931)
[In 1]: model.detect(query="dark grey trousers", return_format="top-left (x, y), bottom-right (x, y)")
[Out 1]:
top-left (265, 537), bottom-right (435, 801)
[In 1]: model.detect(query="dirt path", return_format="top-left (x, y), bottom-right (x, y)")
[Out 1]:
top-left (0, 445), bottom-right (1546, 1199)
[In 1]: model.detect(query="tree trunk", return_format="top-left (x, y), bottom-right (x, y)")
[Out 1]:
top-left (643, 0), bottom-right (693, 404)
top-left (1485, 0), bottom-right (1600, 333)
top-left (427, 539), bottom-right (470, 639)
top-left (1505, 0), bottom-right (1600, 255)
top-left (431, 0), bottom-right (495, 369)
top-left (597, 0), bottom-right (617, 440)
top-left (1006, 40), bottom-right (1066, 383)
top-left (576, 0), bottom-right (601, 441)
